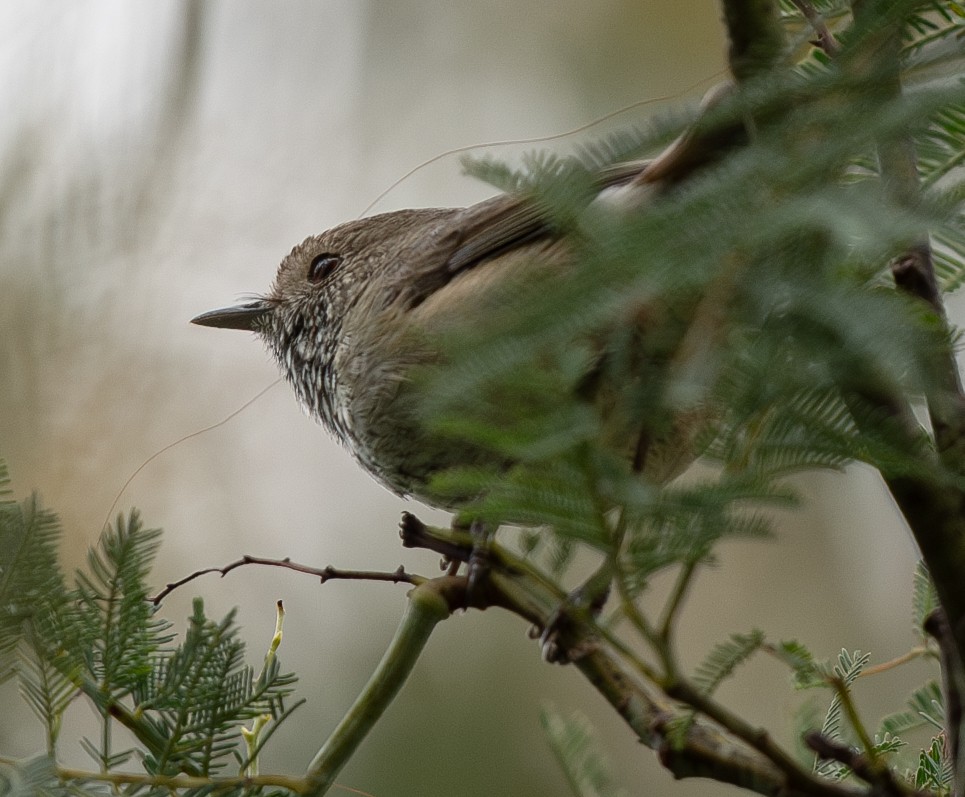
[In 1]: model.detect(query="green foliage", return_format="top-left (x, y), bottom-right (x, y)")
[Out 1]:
top-left (540, 707), bottom-right (627, 797)
top-left (916, 735), bottom-right (953, 792)
top-left (667, 630), bottom-right (766, 748)
top-left (0, 471), bottom-right (68, 688)
top-left (912, 562), bottom-right (941, 640)
top-left (421, 2), bottom-right (965, 605)
top-left (18, 628), bottom-right (78, 754)
top-left (693, 630), bottom-right (767, 697)
top-left (436, 11), bottom-right (965, 791)
top-left (0, 455), bottom-right (301, 794)
top-left (770, 569), bottom-right (951, 787)
top-left (790, 647), bottom-right (870, 782)
top-left (73, 513), bottom-right (171, 719)
top-left (0, 756), bottom-right (80, 797)
top-left (773, 638), bottom-right (826, 690)
top-left (873, 733), bottom-right (906, 758)
top-left (4, 5), bottom-right (965, 797)
top-left (815, 649), bottom-right (871, 756)
top-left (133, 599), bottom-right (299, 777)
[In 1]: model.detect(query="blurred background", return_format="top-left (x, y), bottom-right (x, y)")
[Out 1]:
top-left (0, 3), bottom-right (937, 796)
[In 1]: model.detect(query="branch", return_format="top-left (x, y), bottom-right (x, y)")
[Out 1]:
top-left (404, 517), bottom-right (864, 797)
top-left (857, 645), bottom-right (931, 677)
top-left (137, 515), bottom-right (871, 797)
top-left (56, 766), bottom-right (308, 794)
top-left (304, 581), bottom-right (457, 796)
top-left (150, 556), bottom-right (423, 604)
top-left (851, 0), bottom-right (965, 671)
top-left (835, 6), bottom-right (965, 791)
top-left (400, 511), bottom-right (474, 563)
top-left (666, 678), bottom-right (859, 797)
top-left (804, 733), bottom-right (928, 797)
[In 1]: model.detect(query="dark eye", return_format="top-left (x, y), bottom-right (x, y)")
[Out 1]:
top-left (308, 252), bottom-right (341, 283)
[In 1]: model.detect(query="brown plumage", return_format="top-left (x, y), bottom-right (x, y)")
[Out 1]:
top-left (192, 91), bottom-right (739, 506)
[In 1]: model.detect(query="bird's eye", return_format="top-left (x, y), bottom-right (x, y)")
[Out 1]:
top-left (308, 252), bottom-right (341, 283)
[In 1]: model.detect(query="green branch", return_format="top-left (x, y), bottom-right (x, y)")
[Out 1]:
top-left (302, 580), bottom-right (455, 796)
top-left (55, 766), bottom-right (308, 794)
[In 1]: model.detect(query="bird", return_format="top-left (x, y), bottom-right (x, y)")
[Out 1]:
top-left (192, 89), bottom-right (736, 509)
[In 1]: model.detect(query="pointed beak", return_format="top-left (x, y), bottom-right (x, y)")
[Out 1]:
top-left (191, 299), bottom-right (272, 331)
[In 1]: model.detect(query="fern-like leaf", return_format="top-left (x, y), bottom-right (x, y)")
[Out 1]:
top-left (0, 456), bottom-right (11, 501)
top-left (872, 732), bottom-right (906, 758)
top-left (73, 510), bottom-right (171, 704)
top-left (138, 598), bottom-right (297, 776)
top-left (916, 735), bottom-right (953, 792)
top-left (693, 630), bottom-right (766, 696)
top-left (879, 680), bottom-right (944, 738)
top-left (541, 707), bottom-right (626, 797)
top-left (17, 629), bottom-right (79, 754)
top-left (0, 489), bottom-right (67, 684)
top-left (912, 562), bottom-right (941, 641)
top-left (918, 104), bottom-right (965, 191)
top-left (813, 650), bottom-right (872, 779)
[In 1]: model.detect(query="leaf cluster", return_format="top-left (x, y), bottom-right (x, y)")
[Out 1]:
top-left (414, 8), bottom-right (964, 792)
top-left (0, 457), bottom-right (301, 794)
top-left (2, 4), bottom-right (964, 797)
top-left (419, 2), bottom-right (965, 595)
top-left (682, 570), bottom-right (945, 788)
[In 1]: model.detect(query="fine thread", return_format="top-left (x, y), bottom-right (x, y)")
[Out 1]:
top-left (356, 71), bottom-right (725, 218)
top-left (102, 379), bottom-right (283, 529)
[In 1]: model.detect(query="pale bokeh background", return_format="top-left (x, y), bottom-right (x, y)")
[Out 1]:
top-left (0, 3), bottom-right (938, 796)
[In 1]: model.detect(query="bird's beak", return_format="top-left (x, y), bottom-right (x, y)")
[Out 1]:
top-left (191, 299), bottom-right (272, 331)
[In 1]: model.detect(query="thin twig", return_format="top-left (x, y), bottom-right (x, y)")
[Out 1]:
top-left (598, 543), bottom-right (846, 797)
top-left (668, 679), bottom-right (859, 797)
top-left (402, 511), bottom-right (877, 797)
top-left (613, 557), bottom-right (661, 648)
top-left (151, 556), bottom-right (423, 604)
top-left (658, 560), bottom-right (699, 641)
top-left (804, 732), bottom-right (927, 797)
top-left (592, 618), bottom-right (663, 684)
top-left (829, 677), bottom-right (878, 766)
top-left (858, 645), bottom-right (931, 677)
top-left (394, 514), bottom-right (867, 797)
top-left (56, 766), bottom-right (309, 794)
top-left (399, 511), bottom-right (474, 563)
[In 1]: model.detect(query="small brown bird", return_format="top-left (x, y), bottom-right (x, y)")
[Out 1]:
top-left (192, 96), bottom-right (734, 507)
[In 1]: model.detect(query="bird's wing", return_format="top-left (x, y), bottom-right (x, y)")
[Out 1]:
top-left (396, 79), bottom-right (743, 310)
top-left (398, 160), bottom-right (653, 309)
top-left (394, 194), bottom-right (549, 310)
top-left (444, 159), bottom-right (655, 277)
top-left (442, 194), bottom-right (550, 276)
